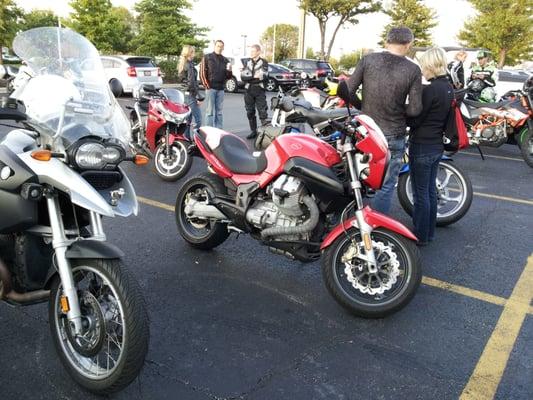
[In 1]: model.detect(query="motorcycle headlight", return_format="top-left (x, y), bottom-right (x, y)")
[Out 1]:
top-left (73, 141), bottom-right (124, 170)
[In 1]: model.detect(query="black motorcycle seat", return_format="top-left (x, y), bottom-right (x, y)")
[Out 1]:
top-left (463, 98), bottom-right (513, 109)
top-left (299, 107), bottom-right (350, 126)
top-left (197, 129), bottom-right (267, 175)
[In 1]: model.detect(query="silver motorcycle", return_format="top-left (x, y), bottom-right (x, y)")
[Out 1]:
top-left (0, 27), bottom-right (149, 394)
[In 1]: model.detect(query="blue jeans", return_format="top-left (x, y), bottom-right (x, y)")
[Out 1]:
top-left (372, 136), bottom-right (406, 214)
top-left (205, 89), bottom-right (224, 129)
top-left (185, 94), bottom-right (202, 139)
top-left (409, 143), bottom-right (443, 243)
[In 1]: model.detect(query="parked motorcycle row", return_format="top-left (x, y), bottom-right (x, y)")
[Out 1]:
top-left (0, 27), bottom-right (531, 395)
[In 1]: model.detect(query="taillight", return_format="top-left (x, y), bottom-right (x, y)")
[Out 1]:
top-left (282, 73), bottom-right (291, 79)
top-left (157, 67), bottom-right (161, 77)
top-left (316, 69), bottom-right (326, 76)
top-left (127, 66), bottom-right (137, 77)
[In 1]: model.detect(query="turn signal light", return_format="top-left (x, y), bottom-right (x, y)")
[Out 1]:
top-left (31, 150), bottom-right (52, 161)
top-left (363, 232), bottom-right (372, 251)
top-left (134, 155), bottom-right (149, 165)
top-left (60, 295), bottom-right (70, 313)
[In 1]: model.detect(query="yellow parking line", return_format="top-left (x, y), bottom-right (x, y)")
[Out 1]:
top-left (460, 254), bottom-right (533, 400)
top-left (421, 277), bottom-right (507, 307)
top-left (460, 151), bottom-right (523, 162)
top-left (137, 196), bottom-right (174, 212)
top-left (473, 192), bottom-right (533, 206)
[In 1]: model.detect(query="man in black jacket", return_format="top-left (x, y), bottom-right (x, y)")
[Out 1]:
top-left (242, 44), bottom-right (269, 139)
top-left (200, 40), bottom-right (231, 128)
top-left (344, 26), bottom-right (423, 215)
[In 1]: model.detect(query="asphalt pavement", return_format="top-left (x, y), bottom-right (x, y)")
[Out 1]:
top-left (0, 90), bottom-right (532, 400)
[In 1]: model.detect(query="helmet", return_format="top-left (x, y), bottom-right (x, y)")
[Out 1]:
top-left (523, 75), bottom-right (533, 96)
top-left (469, 79), bottom-right (485, 92)
top-left (480, 87), bottom-right (496, 103)
top-left (240, 69), bottom-right (253, 82)
top-left (476, 50), bottom-right (490, 59)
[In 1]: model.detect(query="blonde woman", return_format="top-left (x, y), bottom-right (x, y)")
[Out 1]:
top-left (177, 45), bottom-right (202, 139)
top-left (447, 50), bottom-right (467, 89)
top-left (407, 47), bottom-right (454, 246)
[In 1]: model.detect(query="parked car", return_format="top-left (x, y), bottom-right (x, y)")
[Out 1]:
top-left (265, 63), bottom-right (302, 92)
top-left (279, 58), bottom-right (334, 87)
top-left (101, 55), bottom-right (162, 97)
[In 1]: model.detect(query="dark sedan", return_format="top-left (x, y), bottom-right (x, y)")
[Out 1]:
top-left (265, 63), bottom-right (302, 92)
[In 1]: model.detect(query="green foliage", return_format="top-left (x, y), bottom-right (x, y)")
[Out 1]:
top-left (300, 0), bottom-right (381, 60)
top-left (305, 47), bottom-right (316, 58)
top-left (459, 0), bottom-right (533, 67)
top-left (339, 50), bottom-right (364, 71)
top-left (107, 7), bottom-right (136, 54)
top-left (379, 0), bottom-right (437, 47)
top-left (261, 24), bottom-right (299, 62)
top-left (20, 9), bottom-right (58, 31)
top-left (158, 59), bottom-right (179, 83)
top-left (134, 0), bottom-right (208, 57)
top-left (0, 0), bottom-right (23, 58)
top-left (328, 56), bottom-right (339, 71)
top-left (68, 0), bottom-right (134, 53)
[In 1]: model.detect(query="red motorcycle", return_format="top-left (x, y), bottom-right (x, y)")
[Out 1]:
top-left (175, 115), bottom-right (422, 318)
top-left (128, 84), bottom-right (192, 181)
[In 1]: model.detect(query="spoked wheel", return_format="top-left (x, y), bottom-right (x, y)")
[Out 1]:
top-left (300, 78), bottom-right (310, 89)
top-left (397, 160), bottom-right (473, 226)
top-left (153, 139), bottom-right (192, 181)
top-left (322, 228), bottom-right (421, 318)
top-left (49, 259), bottom-right (149, 394)
top-left (519, 127), bottom-right (533, 168)
top-left (175, 172), bottom-right (229, 249)
top-left (265, 78), bottom-right (277, 92)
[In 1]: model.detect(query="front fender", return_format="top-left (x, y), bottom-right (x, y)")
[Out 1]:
top-left (18, 152), bottom-right (115, 217)
top-left (65, 240), bottom-right (124, 259)
top-left (320, 206), bottom-right (418, 250)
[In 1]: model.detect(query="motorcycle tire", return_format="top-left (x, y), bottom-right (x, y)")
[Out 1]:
top-left (519, 127), bottom-right (533, 168)
top-left (322, 228), bottom-right (421, 318)
top-left (48, 258), bottom-right (149, 395)
top-left (175, 172), bottom-right (230, 250)
top-left (397, 160), bottom-right (473, 226)
top-left (153, 139), bottom-right (192, 181)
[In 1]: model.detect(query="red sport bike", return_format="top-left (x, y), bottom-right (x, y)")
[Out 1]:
top-left (128, 84), bottom-right (192, 181)
top-left (175, 115), bottom-right (422, 318)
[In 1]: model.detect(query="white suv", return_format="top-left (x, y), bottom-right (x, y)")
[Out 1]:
top-left (101, 55), bottom-right (163, 96)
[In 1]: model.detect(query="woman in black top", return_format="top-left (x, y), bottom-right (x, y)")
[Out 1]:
top-left (177, 45), bottom-right (202, 139)
top-left (408, 47), bottom-right (454, 246)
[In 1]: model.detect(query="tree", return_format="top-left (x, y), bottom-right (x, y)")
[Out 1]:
top-left (20, 9), bottom-right (58, 31)
top-left (379, 0), bottom-right (437, 47)
top-left (68, 0), bottom-right (129, 53)
top-left (261, 24), bottom-right (298, 63)
top-left (459, 0), bottom-right (532, 67)
top-left (134, 0), bottom-right (208, 58)
top-left (305, 47), bottom-right (316, 58)
top-left (299, 0), bottom-right (381, 61)
top-left (0, 0), bottom-right (23, 63)
top-left (339, 50), bottom-right (364, 70)
top-left (107, 7), bottom-right (136, 54)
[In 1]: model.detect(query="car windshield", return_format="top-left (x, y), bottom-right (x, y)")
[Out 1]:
top-left (271, 64), bottom-right (291, 73)
top-left (317, 61), bottom-right (331, 70)
top-left (12, 27), bottom-right (130, 145)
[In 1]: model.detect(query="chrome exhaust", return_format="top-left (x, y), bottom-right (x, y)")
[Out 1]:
top-left (184, 198), bottom-right (227, 220)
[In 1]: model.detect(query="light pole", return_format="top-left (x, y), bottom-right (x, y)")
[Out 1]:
top-left (241, 35), bottom-right (247, 56)
top-left (272, 24), bottom-right (277, 63)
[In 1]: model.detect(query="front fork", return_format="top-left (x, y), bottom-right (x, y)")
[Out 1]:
top-left (345, 151), bottom-right (378, 272)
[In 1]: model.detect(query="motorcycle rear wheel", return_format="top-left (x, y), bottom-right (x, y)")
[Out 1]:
top-left (175, 172), bottom-right (230, 249)
top-left (397, 160), bottom-right (473, 226)
top-left (322, 228), bottom-right (421, 318)
top-left (520, 127), bottom-right (533, 168)
top-left (48, 258), bottom-right (149, 394)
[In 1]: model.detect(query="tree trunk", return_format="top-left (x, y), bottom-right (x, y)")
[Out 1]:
top-left (318, 20), bottom-right (326, 60)
top-left (497, 48), bottom-right (507, 69)
top-left (326, 17), bottom-right (346, 61)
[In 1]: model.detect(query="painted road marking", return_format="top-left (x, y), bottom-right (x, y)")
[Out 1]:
top-left (460, 254), bottom-right (533, 400)
top-left (137, 196), bottom-right (174, 212)
top-left (473, 192), bottom-right (533, 206)
top-left (459, 151), bottom-right (524, 162)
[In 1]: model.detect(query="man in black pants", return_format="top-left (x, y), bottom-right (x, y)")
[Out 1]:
top-left (242, 44), bottom-right (268, 139)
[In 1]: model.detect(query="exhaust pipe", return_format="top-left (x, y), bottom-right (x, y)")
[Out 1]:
top-left (184, 198), bottom-right (228, 220)
top-left (0, 257), bottom-right (49, 304)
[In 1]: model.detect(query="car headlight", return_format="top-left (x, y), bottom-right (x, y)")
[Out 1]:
top-left (73, 141), bottom-right (124, 170)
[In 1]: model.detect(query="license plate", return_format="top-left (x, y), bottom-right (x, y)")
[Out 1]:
top-left (144, 71), bottom-right (151, 76)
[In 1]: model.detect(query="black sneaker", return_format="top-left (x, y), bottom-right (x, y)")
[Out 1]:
top-left (246, 131), bottom-right (258, 139)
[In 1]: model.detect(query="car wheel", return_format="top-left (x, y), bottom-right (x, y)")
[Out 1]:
top-left (224, 77), bottom-right (238, 93)
top-left (109, 79), bottom-right (123, 97)
top-left (265, 78), bottom-right (277, 92)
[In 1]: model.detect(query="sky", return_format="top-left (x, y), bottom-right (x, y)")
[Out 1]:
top-left (16, 0), bottom-right (476, 58)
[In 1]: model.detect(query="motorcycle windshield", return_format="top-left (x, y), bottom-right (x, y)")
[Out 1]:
top-left (12, 27), bottom-right (130, 145)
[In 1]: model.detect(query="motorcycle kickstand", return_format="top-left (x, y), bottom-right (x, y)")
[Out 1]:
top-left (475, 144), bottom-right (485, 160)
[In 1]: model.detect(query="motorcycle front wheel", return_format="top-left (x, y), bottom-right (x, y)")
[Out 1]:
top-left (322, 228), bottom-right (421, 318)
top-left (153, 139), bottom-right (192, 181)
top-left (397, 160), bottom-right (473, 226)
top-left (48, 259), bottom-right (149, 395)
